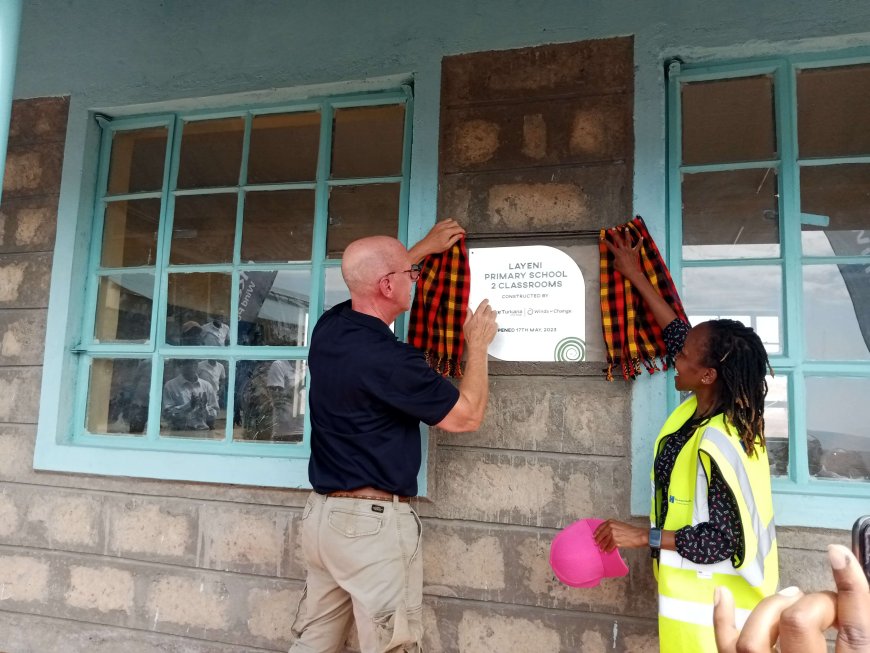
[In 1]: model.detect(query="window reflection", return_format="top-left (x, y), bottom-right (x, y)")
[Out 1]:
top-left (763, 374), bottom-right (790, 478)
top-left (238, 269), bottom-right (310, 347)
top-left (177, 118), bottom-right (244, 189)
top-left (241, 190), bottom-right (315, 262)
top-left (249, 112), bottom-right (320, 183)
top-left (326, 183), bottom-right (400, 258)
top-left (170, 194), bottom-right (237, 265)
top-left (160, 358), bottom-right (224, 438)
top-left (101, 199), bottom-right (161, 268)
top-left (682, 169), bottom-right (780, 260)
top-left (803, 265), bottom-right (870, 361)
top-left (234, 359), bottom-right (306, 443)
top-left (806, 376), bottom-right (870, 481)
top-left (94, 273), bottom-right (153, 343)
top-left (681, 76), bottom-right (776, 165)
top-left (324, 266), bottom-right (350, 311)
top-left (683, 265), bottom-right (783, 354)
top-left (166, 273), bottom-right (231, 346)
top-left (800, 164), bottom-right (870, 256)
top-left (332, 104), bottom-right (405, 178)
top-left (86, 358), bottom-right (150, 435)
top-left (797, 64), bottom-right (870, 158)
top-left (107, 127), bottom-right (168, 195)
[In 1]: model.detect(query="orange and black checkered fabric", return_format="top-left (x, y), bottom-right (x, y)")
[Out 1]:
top-left (408, 237), bottom-right (470, 378)
top-left (600, 216), bottom-right (688, 381)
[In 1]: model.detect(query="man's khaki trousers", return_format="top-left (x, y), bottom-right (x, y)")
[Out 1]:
top-left (289, 492), bottom-right (423, 653)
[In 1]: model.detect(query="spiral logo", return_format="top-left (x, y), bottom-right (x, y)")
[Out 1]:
top-left (554, 337), bottom-right (586, 362)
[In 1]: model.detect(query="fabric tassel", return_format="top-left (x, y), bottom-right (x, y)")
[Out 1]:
top-left (408, 238), bottom-right (470, 378)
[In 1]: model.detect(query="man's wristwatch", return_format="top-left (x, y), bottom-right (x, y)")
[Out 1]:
top-left (649, 527), bottom-right (663, 551)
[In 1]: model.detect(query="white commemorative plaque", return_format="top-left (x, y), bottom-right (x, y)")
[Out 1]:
top-left (468, 245), bottom-right (585, 362)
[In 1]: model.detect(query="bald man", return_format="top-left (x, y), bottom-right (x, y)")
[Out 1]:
top-left (289, 220), bottom-right (497, 653)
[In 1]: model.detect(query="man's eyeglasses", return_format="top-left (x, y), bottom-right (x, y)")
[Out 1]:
top-left (384, 263), bottom-right (422, 283)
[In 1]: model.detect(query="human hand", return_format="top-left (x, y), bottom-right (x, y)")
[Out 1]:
top-left (603, 228), bottom-right (643, 282)
top-left (409, 219), bottom-right (466, 261)
top-left (714, 544), bottom-right (870, 652)
top-left (463, 299), bottom-right (498, 353)
top-left (593, 519), bottom-right (649, 553)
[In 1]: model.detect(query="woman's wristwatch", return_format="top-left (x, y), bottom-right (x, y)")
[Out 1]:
top-left (649, 527), bottom-right (662, 551)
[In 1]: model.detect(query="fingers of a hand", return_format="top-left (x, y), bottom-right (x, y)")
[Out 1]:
top-left (734, 587), bottom-right (805, 652)
top-left (778, 592), bottom-right (836, 653)
top-left (828, 544), bottom-right (870, 653)
top-left (593, 522), bottom-right (611, 548)
top-left (713, 586), bottom-right (739, 653)
top-left (632, 236), bottom-right (643, 252)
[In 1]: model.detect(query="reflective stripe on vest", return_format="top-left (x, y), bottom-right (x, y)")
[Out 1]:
top-left (702, 427), bottom-right (776, 588)
top-left (659, 594), bottom-right (752, 628)
top-left (650, 396), bottom-right (778, 647)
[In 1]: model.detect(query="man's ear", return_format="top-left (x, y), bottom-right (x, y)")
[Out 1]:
top-left (702, 368), bottom-right (718, 385)
top-left (377, 275), bottom-right (393, 298)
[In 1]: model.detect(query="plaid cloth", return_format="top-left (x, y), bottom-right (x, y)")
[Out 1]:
top-left (408, 237), bottom-right (470, 378)
top-left (599, 215), bottom-right (688, 381)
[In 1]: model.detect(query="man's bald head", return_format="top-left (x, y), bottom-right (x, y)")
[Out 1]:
top-left (342, 236), bottom-right (409, 296)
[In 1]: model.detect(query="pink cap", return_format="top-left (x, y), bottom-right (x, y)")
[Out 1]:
top-left (549, 518), bottom-right (629, 588)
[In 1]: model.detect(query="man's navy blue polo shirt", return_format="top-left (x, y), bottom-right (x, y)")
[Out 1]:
top-left (307, 300), bottom-right (460, 496)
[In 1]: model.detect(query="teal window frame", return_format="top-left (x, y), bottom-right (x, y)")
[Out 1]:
top-left (33, 86), bottom-right (431, 489)
top-left (666, 51), bottom-right (870, 528)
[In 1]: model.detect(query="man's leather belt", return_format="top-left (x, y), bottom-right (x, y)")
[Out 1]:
top-left (328, 491), bottom-right (411, 503)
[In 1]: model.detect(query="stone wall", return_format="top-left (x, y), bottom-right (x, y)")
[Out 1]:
top-left (0, 39), bottom-right (848, 653)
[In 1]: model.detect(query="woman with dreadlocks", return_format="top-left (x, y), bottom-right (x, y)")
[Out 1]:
top-left (593, 228), bottom-right (778, 653)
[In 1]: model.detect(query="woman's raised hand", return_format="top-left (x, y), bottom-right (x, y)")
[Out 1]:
top-left (603, 227), bottom-right (644, 282)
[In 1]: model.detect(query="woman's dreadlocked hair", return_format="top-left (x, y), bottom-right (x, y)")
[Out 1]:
top-left (699, 319), bottom-right (771, 457)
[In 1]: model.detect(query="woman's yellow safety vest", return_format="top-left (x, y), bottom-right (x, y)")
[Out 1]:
top-left (650, 396), bottom-right (778, 652)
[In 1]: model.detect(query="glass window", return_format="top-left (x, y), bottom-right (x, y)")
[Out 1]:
top-left (681, 75), bottom-right (776, 165)
top-left (78, 93), bottom-right (410, 457)
top-left (671, 57), bottom-right (870, 504)
top-left (682, 265), bottom-right (783, 355)
top-left (797, 64), bottom-right (870, 158)
top-left (806, 376), bottom-right (870, 481)
top-left (682, 169), bottom-right (780, 260)
top-left (799, 164), bottom-right (870, 256)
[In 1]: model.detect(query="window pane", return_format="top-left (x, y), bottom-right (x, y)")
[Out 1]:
top-left (177, 118), bottom-right (244, 189)
top-left (248, 112), bottom-right (320, 184)
top-left (86, 358), bottom-right (150, 435)
top-left (806, 376), bottom-right (870, 481)
top-left (682, 169), bottom-right (779, 260)
top-left (160, 358), bottom-right (225, 438)
top-left (324, 266), bottom-right (350, 311)
top-left (682, 265), bottom-right (783, 354)
top-left (797, 64), bottom-right (870, 158)
top-left (101, 199), bottom-right (161, 267)
top-left (764, 374), bottom-right (790, 478)
top-left (332, 104), bottom-right (405, 178)
top-left (107, 127), bottom-right (168, 195)
top-left (238, 269), bottom-right (310, 346)
top-left (170, 194), bottom-right (237, 264)
top-left (241, 190), bottom-right (315, 262)
top-left (166, 273), bottom-right (231, 346)
top-left (233, 359), bottom-right (306, 442)
top-left (800, 164), bottom-right (870, 256)
top-left (326, 184), bottom-right (400, 258)
top-left (803, 264), bottom-right (870, 361)
top-left (94, 273), bottom-right (153, 343)
top-left (681, 76), bottom-right (776, 165)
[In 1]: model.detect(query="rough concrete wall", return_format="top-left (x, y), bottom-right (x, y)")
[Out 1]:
top-left (423, 37), bottom-right (662, 651)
